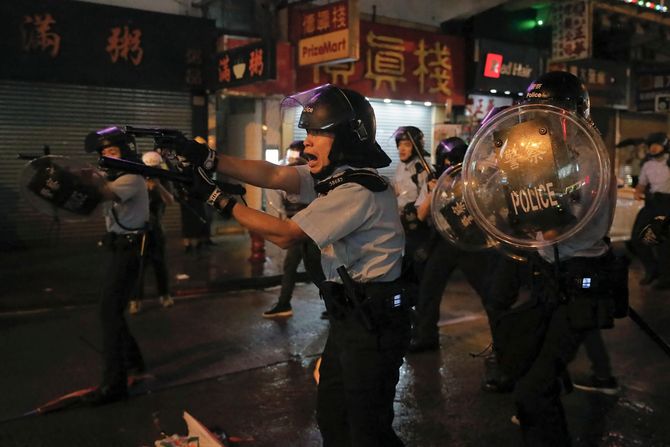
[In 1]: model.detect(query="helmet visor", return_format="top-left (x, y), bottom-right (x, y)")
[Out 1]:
top-left (281, 84), bottom-right (355, 131)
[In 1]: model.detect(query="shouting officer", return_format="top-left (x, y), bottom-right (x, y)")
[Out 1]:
top-left (176, 84), bottom-right (411, 446)
top-left (83, 127), bottom-right (149, 404)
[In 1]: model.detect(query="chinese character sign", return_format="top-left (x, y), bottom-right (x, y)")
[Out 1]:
top-left (106, 25), bottom-right (143, 65)
top-left (216, 41), bottom-right (275, 89)
top-left (21, 13), bottom-right (61, 58)
top-left (297, 20), bottom-right (465, 105)
top-left (299, 1), bottom-right (348, 38)
top-left (297, 0), bottom-right (358, 66)
top-left (2, 0), bottom-right (215, 91)
top-left (551, 0), bottom-right (591, 62)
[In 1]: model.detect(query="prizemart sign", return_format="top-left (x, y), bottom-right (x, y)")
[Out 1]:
top-left (296, 0), bottom-right (359, 66)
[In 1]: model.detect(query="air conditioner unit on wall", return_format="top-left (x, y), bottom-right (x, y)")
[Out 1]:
top-left (655, 94), bottom-right (670, 113)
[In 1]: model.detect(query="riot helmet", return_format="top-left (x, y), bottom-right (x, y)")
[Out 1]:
top-left (393, 126), bottom-right (428, 160)
top-left (84, 126), bottom-right (138, 161)
top-left (435, 137), bottom-right (467, 171)
top-left (524, 71), bottom-right (591, 121)
top-left (282, 84), bottom-right (391, 172)
top-left (645, 132), bottom-right (669, 157)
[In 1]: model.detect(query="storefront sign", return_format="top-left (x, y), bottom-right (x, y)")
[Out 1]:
top-left (466, 95), bottom-right (513, 121)
top-left (551, 0), bottom-right (592, 62)
top-left (548, 59), bottom-right (629, 109)
top-left (0, 0), bottom-right (215, 91)
top-left (216, 41), bottom-right (276, 89)
top-left (474, 39), bottom-right (540, 94)
top-left (296, 20), bottom-right (465, 105)
top-left (297, 0), bottom-right (359, 66)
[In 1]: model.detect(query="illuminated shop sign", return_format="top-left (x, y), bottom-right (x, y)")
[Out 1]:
top-left (474, 39), bottom-right (540, 93)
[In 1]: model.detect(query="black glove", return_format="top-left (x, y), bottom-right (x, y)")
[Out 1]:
top-left (639, 215), bottom-right (670, 246)
top-left (164, 139), bottom-right (217, 173)
top-left (190, 167), bottom-right (237, 218)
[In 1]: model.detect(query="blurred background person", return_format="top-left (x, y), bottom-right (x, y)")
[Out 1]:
top-left (263, 141), bottom-right (325, 318)
top-left (631, 132), bottom-right (670, 288)
top-left (129, 151), bottom-right (175, 315)
top-left (392, 125), bottom-right (431, 281)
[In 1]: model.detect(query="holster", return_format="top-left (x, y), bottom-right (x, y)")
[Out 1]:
top-left (101, 232), bottom-right (144, 251)
top-left (319, 279), bottom-right (411, 332)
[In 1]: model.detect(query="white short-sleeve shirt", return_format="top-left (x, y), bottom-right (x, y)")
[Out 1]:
top-left (393, 158), bottom-right (428, 210)
top-left (103, 173), bottom-right (150, 234)
top-left (291, 165), bottom-right (404, 283)
top-left (639, 155), bottom-right (670, 194)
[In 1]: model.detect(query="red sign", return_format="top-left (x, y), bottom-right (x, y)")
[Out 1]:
top-left (295, 20), bottom-right (465, 105)
top-left (298, 0), bottom-right (349, 38)
top-left (484, 53), bottom-right (503, 79)
top-left (218, 38), bottom-right (294, 95)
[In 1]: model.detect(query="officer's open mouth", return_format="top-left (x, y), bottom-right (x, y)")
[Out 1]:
top-left (303, 152), bottom-right (317, 162)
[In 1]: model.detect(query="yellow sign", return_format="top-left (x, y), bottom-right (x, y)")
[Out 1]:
top-left (297, 0), bottom-right (359, 67)
top-left (299, 29), bottom-right (352, 66)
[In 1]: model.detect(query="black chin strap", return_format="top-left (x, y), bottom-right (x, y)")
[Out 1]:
top-left (314, 169), bottom-right (388, 195)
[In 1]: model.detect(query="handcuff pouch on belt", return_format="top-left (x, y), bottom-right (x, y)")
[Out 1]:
top-left (319, 279), bottom-right (410, 332)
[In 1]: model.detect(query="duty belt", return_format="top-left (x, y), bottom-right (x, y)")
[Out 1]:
top-left (104, 232), bottom-right (144, 250)
top-left (319, 279), bottom-right (410, 331)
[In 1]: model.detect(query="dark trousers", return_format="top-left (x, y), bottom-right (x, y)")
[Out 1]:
top-left (277, 239), bottom-right (324, 306)
top-left (138, 228), bottom-right (170, 299)
top-left (413, 238), bottom-right (494, 344)
top-left (515, 304), bottom-right (585, 447)
top-left (317, 308), bottom-right (411, 447)
top-left (100, 241), bottom-right (145, 389)
top-left (582, 329), bottom-right (612, 379)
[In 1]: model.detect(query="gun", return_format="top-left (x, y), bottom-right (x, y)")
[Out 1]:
top-left (99, 156), bottom-right (246, 197)
top-left (336, 265), bottom-right (374, 331)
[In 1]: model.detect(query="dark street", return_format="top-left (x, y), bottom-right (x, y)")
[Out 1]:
top-left (1, 237), bottom-right (669, 447)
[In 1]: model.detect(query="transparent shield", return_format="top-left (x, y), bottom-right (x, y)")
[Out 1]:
top-left (19, 155), bottom-right (103, 222)
top-left (462, 104), bottom-right (611, 250)
top-left (431, 164), bottom-right (497, 251)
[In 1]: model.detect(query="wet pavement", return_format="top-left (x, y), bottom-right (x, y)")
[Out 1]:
top-left (1, 237), bottom-right (670, 446)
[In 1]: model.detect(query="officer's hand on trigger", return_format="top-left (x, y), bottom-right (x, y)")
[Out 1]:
top-left (189, 167), bottom-right (229, 208)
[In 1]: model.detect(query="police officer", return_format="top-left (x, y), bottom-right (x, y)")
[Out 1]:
top-left (631, 132), bottom-right (670, 288)
top-left (177, 84), bottom-right (411, 446)
top-left (83, 127), bottom-right (149, 404)
top-left (490, 71), bottom-right (624, 446)
top-left (409, 137), bottom-right (498, 353)
top-left (263, 140), bottom-right (325, 318)
top-left (392, 126), bottom-right (431, 279)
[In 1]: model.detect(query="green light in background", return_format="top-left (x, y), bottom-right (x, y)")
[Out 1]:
top-left (516, 19), bottom-right (538, 31)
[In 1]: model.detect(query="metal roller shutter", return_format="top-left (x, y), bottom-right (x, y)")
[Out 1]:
top-left (292, 99), bottom-right (434, 179)
top-left (0, 80), bottom-right (192, 247)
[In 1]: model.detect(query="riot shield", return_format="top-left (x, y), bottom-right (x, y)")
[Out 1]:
top-left (431, 164), bottom-right (497, 251)
top-left (461, 104), bottom-right (611, 250)
top-left (19, 155), bottom-right (103, 222)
